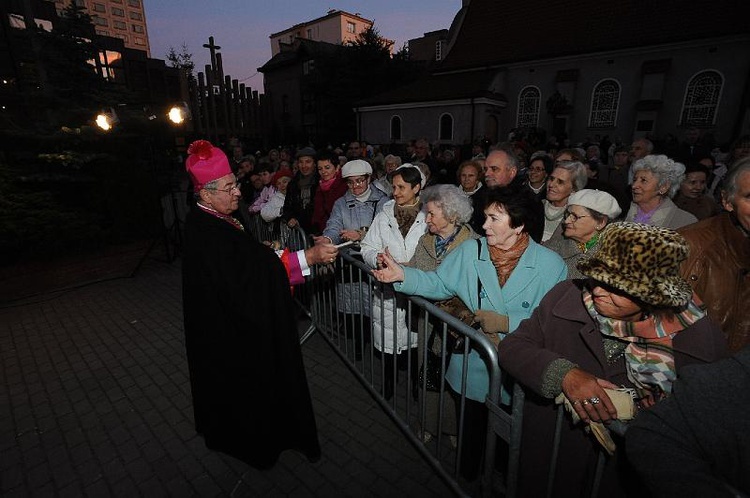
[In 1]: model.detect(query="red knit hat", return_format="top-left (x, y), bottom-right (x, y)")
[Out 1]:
top-left (271, 168), bottom-right (294, 186)
top-left (185, 140), bottom-right (232, 190)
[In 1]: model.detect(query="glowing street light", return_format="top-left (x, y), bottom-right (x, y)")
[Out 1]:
top-left (167, 102), bottom-right (191, 125)
top-left (95, 108), bottom-right (119, 131)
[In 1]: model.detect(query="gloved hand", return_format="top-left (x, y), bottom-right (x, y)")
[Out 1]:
top-left (473, 310), bottom-right (509, 334)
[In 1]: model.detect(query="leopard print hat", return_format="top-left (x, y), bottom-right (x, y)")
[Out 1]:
top-left (576, 221), bottom-right (693, 308)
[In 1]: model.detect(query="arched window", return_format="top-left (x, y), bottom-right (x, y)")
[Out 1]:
top-left (439, 113), bottom-right (453, 141)
top-left (681, 70), bottom-right (723, 126)
top-left (516, 86), bottom-right (540, 127)
top-left (390, 115), bottom-right (402, 140)
top-left (589, 79), bottom-right (620, 128)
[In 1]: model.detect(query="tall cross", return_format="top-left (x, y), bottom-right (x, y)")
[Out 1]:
top-left (203, 36), bottom-right (221, 71)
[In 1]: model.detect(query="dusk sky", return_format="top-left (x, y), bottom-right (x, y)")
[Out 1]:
top-left (144, 1), bottom-right (461, 92)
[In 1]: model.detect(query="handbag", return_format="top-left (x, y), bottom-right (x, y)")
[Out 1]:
top-left (418, 350), bottom-right (445, 392)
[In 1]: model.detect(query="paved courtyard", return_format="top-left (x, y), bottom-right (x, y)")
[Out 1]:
top-left (0, 254), bottom-right (455, 497)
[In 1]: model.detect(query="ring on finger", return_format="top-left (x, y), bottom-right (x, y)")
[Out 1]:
top-left (580, 399), bottom-right (590, 406)
top-left (589, 397), bottom-right (601, 405)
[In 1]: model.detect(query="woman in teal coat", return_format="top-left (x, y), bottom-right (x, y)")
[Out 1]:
top-left (374, 187), bottom-right (566, 480)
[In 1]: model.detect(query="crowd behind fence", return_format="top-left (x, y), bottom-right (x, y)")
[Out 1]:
top-left (245, 218), bottom-right (610, 498)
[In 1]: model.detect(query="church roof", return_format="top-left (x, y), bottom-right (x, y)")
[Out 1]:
top-left (438, 0), bottom-right (750, 72)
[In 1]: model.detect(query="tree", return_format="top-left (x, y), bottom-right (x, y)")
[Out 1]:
top-left (166, 43), bottom-right (195, 80)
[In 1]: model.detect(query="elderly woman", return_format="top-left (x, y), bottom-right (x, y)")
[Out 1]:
top-left (408, 185), bottom-right (478, 440)
top-left (361, 164), bottom-right (428, 395)
top-left (626, 154), bottom-right (698, 229)
top-left (373, 154), bottom-right (401, 196)
top-left (373, 188), bottom-right (567, 480)
top-left (457, 160), bottom-right (483, 196)
top-left (498, 222), bottom-right (727, 497)
top-left (317, 160), bottom-right (389, 245)
top-left (543, 154), bottom-right (588, 241)
top-left (673, 162), bottom-right (721, 220)
top-left (544, 189), bottom-right (621, 278)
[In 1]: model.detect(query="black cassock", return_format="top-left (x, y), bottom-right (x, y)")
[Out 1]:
top-left (182, 207), bottom-right (320, 468)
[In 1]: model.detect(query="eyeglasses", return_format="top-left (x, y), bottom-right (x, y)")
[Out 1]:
top-left (208, 183), bottom-right (241, 194)
top-left (563, 209), bottom-right (590, 222)
top-left (345, 177), bottom-right (368, 186)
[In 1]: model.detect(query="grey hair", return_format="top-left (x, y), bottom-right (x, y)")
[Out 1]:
top-left (383, 154), bottom-right (402, 166)
top-left (632, 154), bottom-right (685, 198)
top-left (723, 156), bottom-right (750, 205)
top-left (194, 179), bottom-right (219, 200)
top-left (554, 160), bottom-right (588, 192)
top-left (634, 138), bottom-right (654, 153)
top-left (421, 184), bottom-right (474, 225)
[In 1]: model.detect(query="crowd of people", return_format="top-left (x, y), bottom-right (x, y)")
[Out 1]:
top-left (182, 129), bottom-right (749, 495)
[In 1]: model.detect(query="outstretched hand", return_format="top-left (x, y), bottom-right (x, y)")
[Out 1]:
top-left (304, 242), bottom-right (339, 265)
top-left (371, 247), bottom-right (404, 283)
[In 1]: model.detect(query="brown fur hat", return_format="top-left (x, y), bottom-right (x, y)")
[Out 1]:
top-left (576, 221), bottom-right (693, 308)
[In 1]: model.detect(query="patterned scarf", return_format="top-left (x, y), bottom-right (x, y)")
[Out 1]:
top-left (582, 289), bottom-right (706, 399)
top-left (394, 200), bottom-right (421, 238)
top-left (434, 226), bottom-right (461, 258)
top-left (488, 232), bottom-right (529, 286)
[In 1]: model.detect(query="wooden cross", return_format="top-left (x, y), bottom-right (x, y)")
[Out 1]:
top-left (203, 36), bottom-right (221, 71)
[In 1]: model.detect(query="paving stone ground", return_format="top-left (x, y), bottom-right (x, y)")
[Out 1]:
top-left (0, 255), bottom-right (457, 497)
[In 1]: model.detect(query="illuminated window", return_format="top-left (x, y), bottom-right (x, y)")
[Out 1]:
top-left (680, 70), bottom-right (723, 126)
top-left (112, 7), bottom-right (124, 16)
top-left (131, 24), bottom-right (144, 33)
top-left (92, 3), bottom-right (106, 13)
top-left (129, 11), bottom-right (142, 20)
top-left (516, 86), bottom-right (541, 127)
top-left (589, 79), bottom-right (620, 128)
top-left (347, 21), bottom-right (355, 34)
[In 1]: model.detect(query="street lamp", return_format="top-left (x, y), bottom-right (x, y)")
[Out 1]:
top-left (95, 107), bottom-right (119, 131)
top-left (167, 102), bottom-right (191, 125)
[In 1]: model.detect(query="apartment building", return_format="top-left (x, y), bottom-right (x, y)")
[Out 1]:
top-left (48, 0), bottom-right (150, 55)
top-left (269, 9), bottom-right (372, 57)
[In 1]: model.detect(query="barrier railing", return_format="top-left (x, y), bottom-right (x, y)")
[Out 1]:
top-left (298, 248), bottom-right (521, 497)
top-left (271, 238), bottom-right (613, 497)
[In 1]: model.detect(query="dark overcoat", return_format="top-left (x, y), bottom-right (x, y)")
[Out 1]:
top-left (498, 279), bottom-right (727, 497)
top-left (182, 207), bottom-right (320, 468)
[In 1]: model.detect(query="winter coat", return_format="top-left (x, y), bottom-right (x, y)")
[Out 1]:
top-left (311, 177), bottom-right (348, 234)
top-left (249, 184), bottom-right (275, 214)
top-left (679, 212), bottom-right (750, 352)
top-left (260, 191), bottom-right (286, 222)
top-left (395, 237), bottom-right (567, 401)
top-left (625, 197), bottom-right (698, 229)
top-left (322, 187), bottom-right (389, 244)
top-left (498, 279), bottom-right (727, 497)
top-left (361, 199), bottom-right (427, 354)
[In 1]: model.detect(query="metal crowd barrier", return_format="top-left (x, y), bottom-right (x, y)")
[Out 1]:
top-left (287, 243), bottom-right (613, 497)
top-left (296, 248), bottom-right (523, 498)
top-left (246, 214), bottom-right (307, 251)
